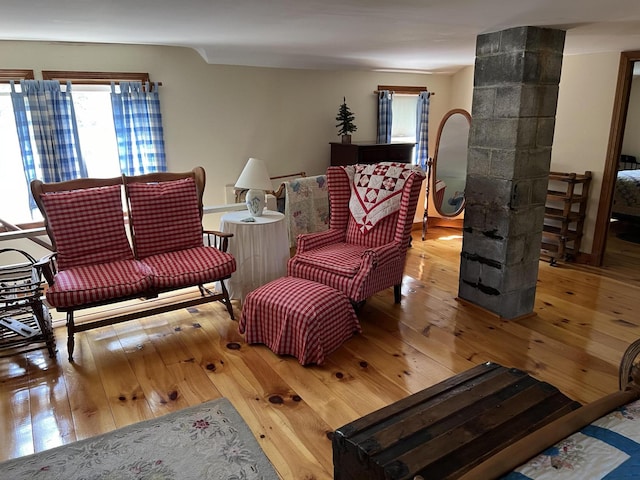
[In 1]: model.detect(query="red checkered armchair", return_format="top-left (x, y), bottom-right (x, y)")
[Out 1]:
top-left (287, 162), bottom-right (425, 304)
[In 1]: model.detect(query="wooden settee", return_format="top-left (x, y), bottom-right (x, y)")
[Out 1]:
top-left (31, 167), bottom-right (236, 361)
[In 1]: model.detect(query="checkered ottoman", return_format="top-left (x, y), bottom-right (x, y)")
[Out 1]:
top-left (238, 276), bottom-right (361, 365)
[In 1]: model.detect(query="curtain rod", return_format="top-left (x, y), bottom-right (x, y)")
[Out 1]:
top-left (41, 71), bottom-right (162, 87)
top-left (373, 90), bottom-right (434, 96)
top-left (1, 79), bottom-right (163, 88)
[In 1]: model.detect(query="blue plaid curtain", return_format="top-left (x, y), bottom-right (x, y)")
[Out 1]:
top-left (10, 81), bottom-right (38, 212)
top-left (11, 80), bottom-right (87, 189)
top-left (376, 90), bottom-right (393, 144)
top-left (111, 81), bottom-right (167, 176)
top-left (415, 91), bottom-right (431, 169)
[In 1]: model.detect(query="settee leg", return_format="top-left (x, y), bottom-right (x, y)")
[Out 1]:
top-left (66, 311), bottom-right (75, 362)
top-left (394, 284), bottom-right (401, 304)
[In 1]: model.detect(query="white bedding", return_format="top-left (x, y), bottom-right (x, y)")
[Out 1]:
top-left (613, 169), bottom-right (640, 218)
top-left (503, 398), bottom-right (640, 479)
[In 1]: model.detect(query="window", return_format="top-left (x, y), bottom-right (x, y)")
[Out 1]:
top-left (0, 83), bottom-right (34, 223)
top-left (0, 70), bottom-right (35, 224)
top-left (376, 85), bottom-right (432, 166)
top-left (377, 85), bottom-right (426, 145)
top-left (390, 95), bottom-right (418, 144)
top-left (0, 71), bottom-right (159, 225)
top-left (71, 85), bottom-right (120, 178)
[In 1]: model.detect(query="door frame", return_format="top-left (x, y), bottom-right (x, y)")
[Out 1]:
top-left (592, 51), bottom-right (640, 265)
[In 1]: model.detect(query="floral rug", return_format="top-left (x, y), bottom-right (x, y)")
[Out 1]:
top-left (0, 398), bottom-right (279, 479)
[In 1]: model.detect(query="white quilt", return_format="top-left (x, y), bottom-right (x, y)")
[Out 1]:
top-left (503, 398), bottom-right (640, 479)
top-left (346, 162), bottom-right (420, 234)
top-left (284, 175), bottom-right (329, 247)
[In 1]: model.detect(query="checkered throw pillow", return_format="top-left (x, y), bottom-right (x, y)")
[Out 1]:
top-left (127, 177), bottom-right (204, 259)
top-left (40, 184), bottom-right (134, 271)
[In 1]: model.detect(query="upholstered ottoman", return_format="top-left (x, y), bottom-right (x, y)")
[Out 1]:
top-left (238, 276), bottom-right (360, 365)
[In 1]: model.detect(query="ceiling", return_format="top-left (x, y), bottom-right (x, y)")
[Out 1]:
top-left (2, 0), bottom-right (640, 73)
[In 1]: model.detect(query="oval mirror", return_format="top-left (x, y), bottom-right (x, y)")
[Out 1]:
top-left (431, 108), bottom-right (471, 217)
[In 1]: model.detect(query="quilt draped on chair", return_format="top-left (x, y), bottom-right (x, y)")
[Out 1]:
top-left (284, 175), bottom-right (329, 247)
top-left (346, 162), bottom-right (422, 234)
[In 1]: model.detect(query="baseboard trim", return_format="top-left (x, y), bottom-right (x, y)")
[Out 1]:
top-left (412, 217), bottom-right (464, 231)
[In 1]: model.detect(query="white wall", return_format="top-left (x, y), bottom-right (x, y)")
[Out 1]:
top-left (428, 55), bottom-right (622, 255)
top-left (622, 76), bottom-right (640, 160)
top-left (0, 40), bottom-right (455, 232)
top-left (450, 66), bottom-right (474, 112)
top-left (424, 65), bottom-right (474, 222)
top-left (551, 52), bottom-right (620, 253)
top-left (0, 41), bottom-right (626, 256)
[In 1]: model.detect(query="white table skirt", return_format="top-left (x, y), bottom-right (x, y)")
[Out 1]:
top-left (220, 210), bottom-right (289, 300)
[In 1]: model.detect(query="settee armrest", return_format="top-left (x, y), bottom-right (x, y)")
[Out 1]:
top-left (296, 228), bottom-right (345, 254)
top-left (361, 242), bottom-right (402, 268)
top-left (34, 252), bottom-right (58, 287)
top-left (203, 229), bottom-right (233, 253)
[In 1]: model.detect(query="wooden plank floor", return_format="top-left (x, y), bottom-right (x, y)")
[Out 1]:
top-left (1, 226), bottom-right (639, 479)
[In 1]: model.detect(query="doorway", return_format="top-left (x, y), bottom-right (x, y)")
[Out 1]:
top-left (593, 52), bottom-right (640, 269)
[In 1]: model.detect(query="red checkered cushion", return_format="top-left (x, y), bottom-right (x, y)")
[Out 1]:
top-left (326, 167), bottom-right (352, 231)
top-left (288, 243), bottom-right (402, 301)
top-left (346, 213), bottom-right (397, 247)
top-left (290, 243), bottom-right (365, 277)
top-left (127, 178), bottom-right (204, 259)
top-left (45, 259), bottom-right (151, 309)
top-left (40, 185), bottom-right (133, 271)
top-left (238, 277), bottom-right (360, 365)
top-left (141, 246), bottom-right (236, 289)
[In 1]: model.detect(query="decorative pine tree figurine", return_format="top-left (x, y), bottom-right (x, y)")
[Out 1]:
top-left (335, 97), bottom-right (357, 143)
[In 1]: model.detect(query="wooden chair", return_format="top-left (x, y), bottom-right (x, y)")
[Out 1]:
top-left (31, 167), bottom-right (236, 361)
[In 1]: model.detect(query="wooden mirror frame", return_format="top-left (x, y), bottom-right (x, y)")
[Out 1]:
top-left (592, 51), bottom-right (640, 266)
top-left (422, 108), bottom-right (471, 240)
top-left (431, 108), bottom-right (471, 216)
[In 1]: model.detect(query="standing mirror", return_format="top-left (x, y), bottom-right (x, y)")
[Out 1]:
top-left (422, 108), bottom-right (471, 239)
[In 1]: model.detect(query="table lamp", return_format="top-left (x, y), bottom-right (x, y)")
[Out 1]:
top-left (235, 157), bottom-right (272, 218)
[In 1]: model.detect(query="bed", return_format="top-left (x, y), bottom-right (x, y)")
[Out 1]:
top-left (502, 397), bottom-right (640, 479)
top-left (612, 168), bottom-right (640, 219)
top-left (460, 338), bottom-right (640, 480)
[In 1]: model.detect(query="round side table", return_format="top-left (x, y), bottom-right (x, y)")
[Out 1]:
top-left (220, 210), bottom-right (289, 301)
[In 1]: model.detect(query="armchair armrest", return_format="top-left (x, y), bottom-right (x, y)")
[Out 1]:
top-left (34, 253), bottom-right (58, 286)
top-left (361, 242), bottom-right (402, 268)
top-left (203, 229), bottom-right (234, 253)
top-left (296, 228), bottom-right (346, 254)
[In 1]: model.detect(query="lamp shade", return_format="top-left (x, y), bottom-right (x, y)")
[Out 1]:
top-left (235, 157), bottom-right (272, 217)
top-left (234, 157), bottom-right (272, 191)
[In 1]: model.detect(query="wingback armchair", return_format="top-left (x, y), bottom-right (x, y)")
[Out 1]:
top-left (287, 162), bottom-right (425, 304)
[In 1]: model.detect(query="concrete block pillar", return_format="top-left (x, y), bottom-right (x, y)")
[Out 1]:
top-left (458, 26), bottom-right (566, 319)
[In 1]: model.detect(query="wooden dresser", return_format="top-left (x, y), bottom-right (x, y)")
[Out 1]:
top-left (330, 142), bottom-right (415, 166)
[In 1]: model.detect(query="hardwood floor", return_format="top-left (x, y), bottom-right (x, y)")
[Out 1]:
top-left (1, 226), bottom-right (639, 479)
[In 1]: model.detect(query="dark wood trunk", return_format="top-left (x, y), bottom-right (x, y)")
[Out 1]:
top-left (332, 362), bottom-right (581, 480)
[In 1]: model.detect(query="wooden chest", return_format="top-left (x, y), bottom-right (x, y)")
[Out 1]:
top-left (332, 362), bottom-right (581, 480)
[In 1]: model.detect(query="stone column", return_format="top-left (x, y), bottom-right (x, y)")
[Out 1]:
top-left (458, 26), bottom-right (566, 319)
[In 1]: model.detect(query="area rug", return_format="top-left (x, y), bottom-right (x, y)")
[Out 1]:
top-left (0, 398), bottom-right (279, 479)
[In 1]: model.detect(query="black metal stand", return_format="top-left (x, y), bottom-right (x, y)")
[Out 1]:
top-left (422, 158), bottom-right (432, 241)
